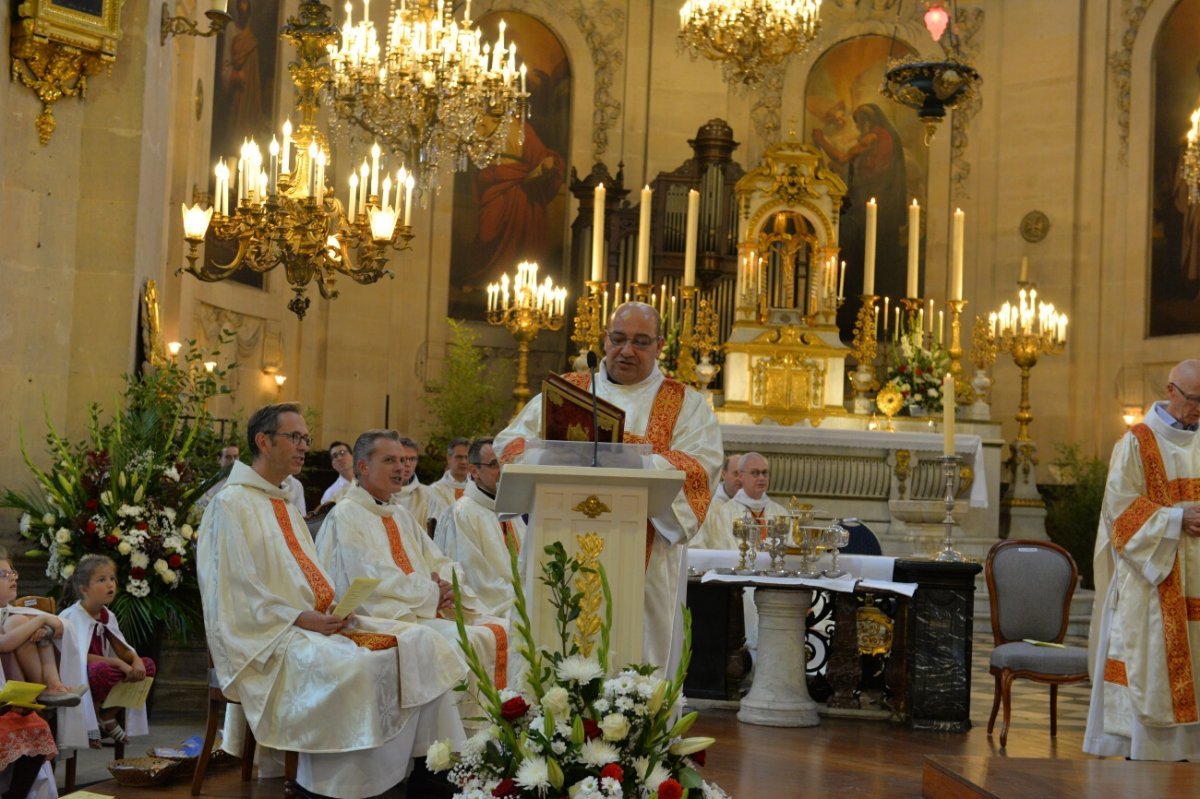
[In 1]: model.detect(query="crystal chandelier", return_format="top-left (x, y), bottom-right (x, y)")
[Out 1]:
top-left (1185, 107), bottom-right (1200, 205)
top-left (678, 0), bottom-right (822, 88)
top-left (328, 0), bottom-right (528, 192)
top-left (179, 2), bottom-right (413, 320)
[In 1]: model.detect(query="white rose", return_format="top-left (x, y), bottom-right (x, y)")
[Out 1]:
top-left (425, 739), bottom-right (452, 772)
top-left (42, 512), bottom-right (56, 526)
top-left (180, 524), bottom-right (194, 541)
top-left (60, 563), bottom-right (75, 579)
top-left (161, 569), bottom-right (178, 585)
top-left (118, 541), bottom-right (132, 555)
top-left (19, 514), bottom-right (31, 533)
top-left (599, 713), bottom-right (629, 742)
top-left (540, 686), bottom-right (570, 718)
top-left (55, 528), bottom-right (72, 544)
top-left (154, 559), bottom-right (169, 573)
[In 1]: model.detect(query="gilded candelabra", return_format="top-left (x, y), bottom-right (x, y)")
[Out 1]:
top-left (993, 283), bottom-right (1068, 508)
top-left (849, 294), bottom-right (879, 410)
top-left (178, 1), bottom-right (414, 319)
top-left (969, 314), bottom-right (998, 418)
top-left (677, 287), bottom-right (722, 390)
top-left (487, 262), bottom-right (566, 412)
top-left (571, 280), bottom-right (606, 371)
top-left (632, 282), bottom-right (654, 304)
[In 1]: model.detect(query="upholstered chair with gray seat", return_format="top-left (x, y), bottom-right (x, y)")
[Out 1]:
top-left (984, 539), bottom-right (1090, 748)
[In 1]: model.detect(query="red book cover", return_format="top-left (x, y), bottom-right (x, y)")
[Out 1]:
top-left (540, 373), bottom-right (625, 443)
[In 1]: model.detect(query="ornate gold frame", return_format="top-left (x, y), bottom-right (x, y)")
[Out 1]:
top-left (10, 0), bottom-right (127, 145)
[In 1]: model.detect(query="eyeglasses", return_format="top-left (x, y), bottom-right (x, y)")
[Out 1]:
top-left (330, 449), bottom-right (351, 459)
top-left (1170, 382), bottom-right (1200, 405)
top-left (606, 332), bottom-right (660, 351)
top-left (398, 456), bottom-right (419, 465)
top-left (0, 569), bottom-right (18, 579)
top-left (270, 431), bottom-right (313, 447)
top-left (470, 459), bottom-right (500, 469)
top-left (744, 469), bottom-right (769, 478)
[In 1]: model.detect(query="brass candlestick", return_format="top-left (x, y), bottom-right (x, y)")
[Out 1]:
top-left (676, 286), bottom-right (699, 384)
top-left (632, 281), bottom-right (653, 304)
top-left (487, 263), bottom-right (566, 412)
top-left (571, 280), bottom-right (606, 371)
top-left (685, 292), bottom-right (721, 391)
top-left (946, 298), bottom-right (967, 379)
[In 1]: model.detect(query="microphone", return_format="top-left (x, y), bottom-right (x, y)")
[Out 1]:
top-left (586, 351), bottom-right (600, 467)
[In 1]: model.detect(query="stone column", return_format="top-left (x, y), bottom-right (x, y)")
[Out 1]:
top-left (737, 588), bottom-right (819, 727)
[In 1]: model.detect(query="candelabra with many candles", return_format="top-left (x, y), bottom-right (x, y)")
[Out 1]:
top-left (487, 262), bottom-right (567, 412)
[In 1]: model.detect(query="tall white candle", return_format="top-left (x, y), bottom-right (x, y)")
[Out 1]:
top-left (864, 198), bottom-right (877, 296)
top-left (951, 207), bottom-right (964, 300)
top-left (943, 374), bottom-right (956, 456)
top-left (370, 141), bottom-right (381, 198)
top-left (838, 260), bottom-right (846, 299)
top-left (683, 188), bottom-right (699, 287)
top-left (1019, 255), bottom-right (1029, 283)
top-left (281, 119), bottom-right (292, 174)
top-left (636, 185), bottom-right (652, 284)
top-left (591, 183), bottom-right (606, 282)
top-left (907, 199), bottom-right (920, 298)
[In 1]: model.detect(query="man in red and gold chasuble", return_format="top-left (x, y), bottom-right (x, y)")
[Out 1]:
top-left (1085, 360), bottom-right (1200, 760)
top-left (493, 303), bottom-right (724, 676)
top-left (198, 404), bottom-right (466, 798)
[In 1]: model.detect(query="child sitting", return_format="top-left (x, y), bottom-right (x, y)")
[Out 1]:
top-left (59, 555), bottom-right (155, 746)
top-left (0, 546), bottom-right (84, 708)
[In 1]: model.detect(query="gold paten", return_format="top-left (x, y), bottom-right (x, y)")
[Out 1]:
top-left (856, 605), bottom-right (894, 657)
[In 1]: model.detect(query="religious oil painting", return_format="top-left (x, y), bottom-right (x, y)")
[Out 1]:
top-left (206, 0), bottom-right (282, 289)
top-left (804, 34), bottom-right (927, 338)
top-left (1149, 0), bottom-right (1200, 337)
top-left (448, 12), bottom-right (571, 321)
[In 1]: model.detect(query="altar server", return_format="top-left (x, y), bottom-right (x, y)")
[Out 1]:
top-left (198, 403), bottom-right (465, 798)
top-left (1085, 360), bottom-right (1200, 761)
top-left (494, 302), bottom-right (723, 675)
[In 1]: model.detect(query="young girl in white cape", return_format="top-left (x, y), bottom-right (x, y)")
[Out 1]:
top-left (59, 555), bottom-right (154, 745)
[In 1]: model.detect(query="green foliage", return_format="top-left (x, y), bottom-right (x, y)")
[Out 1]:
top-left (1044, 443), bottom-right (1108, 590)
top-left (420, 318), bottom-right (509, 480)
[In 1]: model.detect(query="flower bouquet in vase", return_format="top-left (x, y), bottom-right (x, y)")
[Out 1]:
top-left (429, 540), bottom-right (727, 799)
top-left (882, 318), bottom-right (950, 416)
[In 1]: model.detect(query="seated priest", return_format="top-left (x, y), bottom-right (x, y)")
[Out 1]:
top-left (693, 452), bottom-right (788, 549)
top-left (429, 437), bottom-right (471, 509)
top-left (390, 436), bottom-right (448, 536)
top-left (435, 438), bottom-right (528, 620)
top-left (710, 454), bottom-right (742, 513)
top-left (494, 302), bottom-right (723, 675)
top-left (197, 403), bottom-right (466, 799)
top-left (316, 429), bottom-right (518, 699)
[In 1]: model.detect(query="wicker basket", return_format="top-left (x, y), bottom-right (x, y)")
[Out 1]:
top-left (107, 756), bottom-right (180, 787)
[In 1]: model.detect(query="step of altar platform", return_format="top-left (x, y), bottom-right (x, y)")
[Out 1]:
top-left (921, 755), bottom-right (1191, 799)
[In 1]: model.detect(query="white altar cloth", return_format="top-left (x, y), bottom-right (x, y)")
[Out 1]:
top-left (718, 424), bottom-right (988, 508)
top-left (689, 549), bottom-right (917, 597)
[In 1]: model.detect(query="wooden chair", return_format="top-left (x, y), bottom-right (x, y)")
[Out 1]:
top-left (984, 539), bottom-right (1090, 748)
top-left (192, 652), bottom-right (297, 796)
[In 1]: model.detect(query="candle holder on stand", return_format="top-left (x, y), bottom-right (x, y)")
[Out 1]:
top-left (945, 298), bottom-right (968, 384)
top-left (934, 454), bottom-right (966, 562)
top-left (849, 294), bottom-right (879, 414)
top-left (487, 262), bottom-right (566, 413)
top-left (676, 286), bottom-right (699, 385)
top-left (679, 288), bottom-right (721, 392)
top-left (632, 281), bottom-right (653, 304)
top-left (969, 314), bottom-right (997, 420)
top-left (570, 280), bottom-right (605, 372)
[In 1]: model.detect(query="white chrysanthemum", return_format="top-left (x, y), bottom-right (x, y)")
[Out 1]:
top-left (162, 507), bottom-right (177, 524)
top-left (426, 740), bottom-right (452, 772)
top-left (117, 541), bottom-right (132, 556)
top-left (164, 535), bottom-right (183, 551)
top-left (130, 552), bottom-right (149, 569)
top-left (579, 738), bottom-right (619, 766)
top-left (642, 761), bottom-right (670, 791)
top-left (599, 776), bottom-right (622, 796)
top-left (462, 728), bottom-right (493, 758)
top-left (541, 685), bottom-right (570, 718)
top-left (41, 512), bottom-right (56, 526)
top-left (615, 696), bottom-right (634, 711)
top-left (550, 739), bottom-right (567, 755)
top-left (556, 655), bottom-right (603, 683)
top-left (60, 563), bottom-right (75, 579)
top-left (514, 756), bottom-right (550, 790)
top-left (571, 776), bottom-right (599, 795)
top-left (19, 514), bottom-right (31, 533)
top-left (592, 697), bottom-right (610, 713)
top-left (117, 504), bottom-right (144, 518)
top-left (55, 528), bottom-right (72, 544)
top-left (161, 569), bottom-right (178, 585)
top-left (599, 713), bottom-right (629, 742)
top-left (127, 579), bottom-right (150, 598)
top-left (163, 465), bottom-right (180, 482)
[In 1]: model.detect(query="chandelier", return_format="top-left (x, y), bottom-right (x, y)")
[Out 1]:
top-left (178, 2), bottom-right (413, 320)
top-left (328, 0), bottom-right (528, 192)
top-left (678, 0), bottom-right (822, 88)
top-left (1185, 107), bottom-right (1200, 205)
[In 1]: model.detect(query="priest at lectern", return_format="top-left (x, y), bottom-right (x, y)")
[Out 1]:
top-left (494, 302), bottom-right (723, 674)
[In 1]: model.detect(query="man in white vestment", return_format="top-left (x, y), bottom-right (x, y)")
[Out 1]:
top-left (194, 444), bottom-right (241, 514)
top-left (317, 429), bottom-right (517, 697)
top-left (390, 436), bottom-right (448, 535)
top-left (693, 452), bottom-right (787, 550)
top-left (430, 437), bottom-right (471, 510)
top-left (319, 440), bottom-right (355, 506)
top-left (709, 454), bottom-right (742, 513)
top-left (494, 302), bottom-right (723, 675)
top-left (435, 438), bottom-right (528, 620)
top-left (1085, 360), bottom-right (1200, 761)
top-left (198, 404), bottom-right (466, 798)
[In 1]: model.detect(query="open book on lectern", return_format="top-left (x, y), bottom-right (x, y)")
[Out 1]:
top-left (540, 372), bottom-right (625, 444)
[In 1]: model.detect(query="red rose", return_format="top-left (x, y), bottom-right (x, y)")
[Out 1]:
top-left (658, 779), bottom-right (683, 799)
top-left (85, 520), bottom-right (97, 534)
top-left (492, 778), bottom-right (518, 797)
top-left (136, 521), bottom-right (149, 531)
top-left (168, 554), bottom-right (182, 568)
top-left (690, 749), bottom-right (707, 767)
top-left (600, 763), bottom-right (623, 783)
top-left (499, 696), bottom-right (529, 721)
top-left (130, 567), bottom-right (145, 579)
top-left (105, 535), bottom-right (119, 546)
top-left (85, 499), bottom-right (99, 511)
top-left (582, 719), bottom-right (601, 740)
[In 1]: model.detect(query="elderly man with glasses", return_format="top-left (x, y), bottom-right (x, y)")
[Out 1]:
top-left (1086, 359), bottom-right (1200, 761)
top-left (433, 437), bottom-right (528, 620)
top-left (197, 403), bottom-right (466, 798)
top-left (494, 302), bottom-right (723, 676)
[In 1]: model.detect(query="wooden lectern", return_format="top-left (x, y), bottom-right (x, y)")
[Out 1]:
top-left (495, 442), bottom-right (683, 667)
